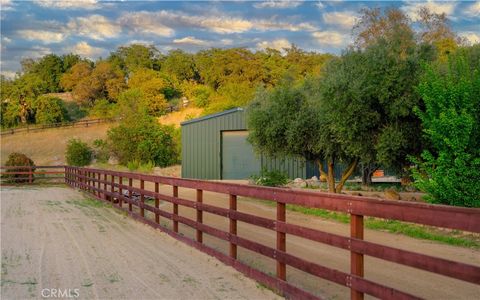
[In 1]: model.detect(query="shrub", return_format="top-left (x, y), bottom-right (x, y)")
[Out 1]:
top-left (89, 99), bottom-right (117, 118)
top-left (107, 116), bottom-right (179, 167)
top-left (34, 95), bottom-right (69, 124)
top-left (412, 54), bottom-right (480, 207)
top-left (251, 169), bottom-right (289, 187)
top-left (65, 138), bottom-right (93, 166)
top-left (127, 160), bottom-right (154, 173)
top-left (4, 152), bottom-right (35, 183)
top-left (92, 139), bottom-right (109, 163)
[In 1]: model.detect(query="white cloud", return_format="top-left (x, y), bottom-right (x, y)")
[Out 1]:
top-left (312, 30), bottom-right (349, 46)
top-left (17, 29), bottom-right (65, 43)
top-left (118, 10), bottom-right (317, 35)
top-left (257, 38), bottom-right (291, 51)
top-left (461, 32), bottom-right (480, 44)
top-left (323, 11), bottom-right (357, 29)
top-left (464, 1), bottom-right (480, 18)
top-left (402, 0), bottom-right (457, 21)
top-left (33, 0), bottom-right (100, 10)
top-left (2, 36), bottom-right (12, 43)
top-left (67, 14), bottom-right (121, 40)
top-left (0, 0), bottom-right (14, 11)
top-left (254, 1), bottom-right (303, 9)
top-left (255, 19), bottom-right (317, 32)
top-left (65, 41), bottom-right (106, 59)
top-left (0, 70), bottom-right (17, 79)
top-left (118, 11), bottom-right (174, 37)
top-left (20, 46), bottom-right (52, 59)
top-left (173, 36), bottom-right (210, 46)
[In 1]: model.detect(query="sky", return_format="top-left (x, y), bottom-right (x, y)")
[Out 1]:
top-left (1, 0), bottom-right (479, 78)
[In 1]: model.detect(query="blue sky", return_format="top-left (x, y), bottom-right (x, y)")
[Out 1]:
top-left (1, 0), bottom-right (479, 78)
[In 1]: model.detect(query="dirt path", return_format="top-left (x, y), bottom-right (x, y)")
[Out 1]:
top-left (0, 187), bottom-right (281, 300)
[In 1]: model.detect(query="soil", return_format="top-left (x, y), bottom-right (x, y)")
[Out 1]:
top-left (2, 186), bottom-right (479, 299)
top-left (0, 187), bottom-right (281, 300)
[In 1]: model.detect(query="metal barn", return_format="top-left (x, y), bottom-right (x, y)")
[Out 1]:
top-left (181, 108), bottom-right (317, 180)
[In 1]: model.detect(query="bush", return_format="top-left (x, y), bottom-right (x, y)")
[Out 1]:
top-left (65, 138), bottom-right (93, 166)
top-left (4, 152), bottom-right (35, 183)
top-left (127, 160), bottom-right (154, 172)
top-left (34, 96), bottom-right (69, 124)
top-left (251, 169), bottom-right (289, 187)
top-left (89, 99), bottom-right (117, 118)
top-left (93, 139), bottom-right (109, 163)
top-left (412, 54), bottom-right (480, 207)
top-left (107, 116), bottom-right (179, 167)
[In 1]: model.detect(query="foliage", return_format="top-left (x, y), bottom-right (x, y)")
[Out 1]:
top-left (88, 99), bottom-right (117, 118)
top-left (110, 44), bottom-right (161, 72)
top-left (127, 160), bottom-right (155, 173)
top-left (3, 152), bottom-right (35, 183)
top-left (106, 91), bottom-right (178, 167)
top-left (92, 139), bottom-right (109, 163)
top-left (412, 54), bottom-right (480, 207)
top-left (65, 138), bottom-right (93, 166)
top-left (251, 169), bottom-right (288, 187)
top-left (34, 96), bottom-right (69, 124)
top-left (127, 68), bottom-right (170, 115)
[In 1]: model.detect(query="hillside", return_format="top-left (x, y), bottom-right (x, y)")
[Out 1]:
top-left (1, 107), bottom-right (202, 166)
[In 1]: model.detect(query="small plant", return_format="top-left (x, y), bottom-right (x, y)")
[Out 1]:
top-left (251, 169), bottom-right (288, 187)
top-left (127, 160), bottom-right (140, 171)
top-left (93, 139), bottom-right (109, 163)
top-left (127, 160), bottom-right (155, 173)
top-left (3, 152), bottom-right (35, 183)
top-left (65, 138), bottom-right (93, 166)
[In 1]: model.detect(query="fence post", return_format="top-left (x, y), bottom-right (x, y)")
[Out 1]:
top-left (173, 186), bottom-right (178, 233)
top-left (350, 214), bottom-right (364, 300)
top-left (155, 182), bottom-right (159, 224)
top-left (103, 173), bottom-right (107, 200)
top-left (196, 189), bottom-right (203, 243)
top-left (140, 179), bottom-right (145, 217)
top-left (128, 178), bottom-right (133, 211)
top-left (119, 176), bottom-right (123, 207)
top-left (277, 201), bottom-right (286, 281)
top-left (229, 194), bottom-right (237, 259)
top-left (110, 174), bottom-right (115, 203)
top-left (28, 166), bottom-right (32, 184)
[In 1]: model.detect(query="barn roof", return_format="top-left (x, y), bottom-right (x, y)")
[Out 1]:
top-left (180, 107), bottom-right (244, 126)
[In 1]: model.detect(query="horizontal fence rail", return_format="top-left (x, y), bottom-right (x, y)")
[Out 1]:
top-left (0, 165), bottom-right (65, 184)
top-left (61, 166), bottom-right (480, 300)
top-left (0, 117), bottom-right (118, 136)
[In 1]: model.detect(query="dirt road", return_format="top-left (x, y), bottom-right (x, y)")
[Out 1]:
top-left (0, 187), bottom-right (281, 300)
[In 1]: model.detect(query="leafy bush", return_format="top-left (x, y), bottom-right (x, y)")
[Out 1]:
top-left (3, 152), bottom-right (36, 183)
top-left (34, 95), bottom-right (69, 124)
top-left (89, 99), bottom-right (117, 118)
top-left (251, 169), bottom-right (289, 187)
top-left (65, 138), bottom-right (93, 166)
top-left (412, 54), bottom-right (480, 207)
top-left (93, 139), bottom-right (109, 163)
top-left (107, 90), bottom-right (179, 170)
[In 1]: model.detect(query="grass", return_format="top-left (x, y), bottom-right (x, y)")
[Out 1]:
top-left (1, 123), bottom-right (113, 166)
top-left (257, 199), bottom-right (479, 248)
top-left (286, 204), bottom-right (479, 248)
top-left (304, 181), bottom-right (412, 192)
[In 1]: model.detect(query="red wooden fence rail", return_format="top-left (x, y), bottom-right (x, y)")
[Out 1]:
top-left (61, 166), bottom-right (480, 300)
top-left (0, 165), bottom-right (65, 184)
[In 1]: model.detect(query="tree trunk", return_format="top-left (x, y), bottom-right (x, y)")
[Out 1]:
top-left (361, 164), bottom-right (376, 186)
top-left (327, 159), bottom-right (335, 193)
top-left (315, 159), bottom-right (328, 182)
top-left (335, 159), bottom-right (359, 193)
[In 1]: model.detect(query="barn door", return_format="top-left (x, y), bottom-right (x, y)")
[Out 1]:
top-left (221, 131), bottom-right (260, 179)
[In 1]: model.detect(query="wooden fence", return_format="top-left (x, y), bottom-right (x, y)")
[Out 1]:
top-left (0, 165), bottom-right (65, 184)
top-left (58, 166), bottom-right (480, 300)
top-left (0, 118), bottom-right (118, 136)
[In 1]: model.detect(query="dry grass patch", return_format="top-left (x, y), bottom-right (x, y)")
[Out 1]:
top-left (158, 107), bottom-right (203, 128)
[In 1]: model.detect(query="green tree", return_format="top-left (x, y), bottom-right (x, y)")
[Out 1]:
top-left (107, 90), bottom-right (178, 166)
top-left (65, 139), bottom-right (93, 166)
top-left (110, 44), bottom-right (161, 72)
top-left (127, 68), bottom-right (169, 115)
top-left (162, 49), bottom-right (198, 81)
top-left (34, 95), bottom-right (69, 124)
top-left (412, 54), bottom-right (480, 207)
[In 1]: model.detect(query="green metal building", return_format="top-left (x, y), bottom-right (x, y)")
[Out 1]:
top-left (181, 108), bottom-right (317, 180)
